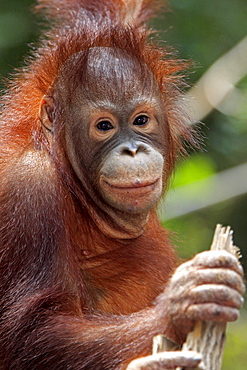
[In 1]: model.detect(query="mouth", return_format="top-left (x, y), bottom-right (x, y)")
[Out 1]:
top-left (102, 178), bottom-right (161, 194)
top-left (99, 175), bottom-right (163, 213)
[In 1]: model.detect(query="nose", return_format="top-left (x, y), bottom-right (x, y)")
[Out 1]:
top-left (118, 141), bottom-right (149, 157)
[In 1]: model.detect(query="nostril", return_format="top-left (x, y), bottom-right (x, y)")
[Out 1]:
top-left (120, 142), bottom-right (147, 156)
top-left (122, 147), bottom-right (137, 156)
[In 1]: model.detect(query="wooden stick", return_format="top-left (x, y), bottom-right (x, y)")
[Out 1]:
top-left (176, 224), bottom-right (241, 370)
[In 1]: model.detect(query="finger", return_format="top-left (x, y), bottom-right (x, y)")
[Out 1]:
top-left (170, 268), bottom-right (245, 295)
top-left (126, 351), bottom-right (202, 370)
top-left (189, 284), bottom-right (244, 308)
top-left (175, 260), bottom-right (193, 274)
top-left (187, 269), bottom-right (245, 295)
top-left (193, 251), bottom-right (244, 276)
top-left (186, 303), bottom-right (240, 323)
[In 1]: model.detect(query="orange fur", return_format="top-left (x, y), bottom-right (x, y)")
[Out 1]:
top-left (0, 1), bottom-right (194, 369)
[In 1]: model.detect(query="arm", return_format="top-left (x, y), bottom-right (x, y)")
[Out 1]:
top-left (1, 250), bottom-right (244, 370)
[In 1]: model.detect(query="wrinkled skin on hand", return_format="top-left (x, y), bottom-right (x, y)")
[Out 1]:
top-left (166, 250), bottom-right (245, 337)
top-left (127, 250), bottom-right (245, 370)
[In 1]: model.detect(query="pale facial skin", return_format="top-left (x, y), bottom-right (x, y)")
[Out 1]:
top-left (40, 47), bottom-right (168, 238)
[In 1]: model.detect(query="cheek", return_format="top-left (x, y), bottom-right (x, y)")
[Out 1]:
top-left (99, 150), bottom-right (164, 213)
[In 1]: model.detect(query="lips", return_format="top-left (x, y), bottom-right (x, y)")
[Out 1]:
top-left (99, 175), bottom-right (163, 213)
top-left (102, 178), bottom-right (161, 194)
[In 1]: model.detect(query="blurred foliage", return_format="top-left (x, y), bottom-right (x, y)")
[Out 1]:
top-left (156, 0), bottom-right (247, 271)
top-left (172, 155), bottom-right (217, 187)
top-left (0, 0), bottom-right (246, 368)
top-left (159, 2), bottom-right (247, 368)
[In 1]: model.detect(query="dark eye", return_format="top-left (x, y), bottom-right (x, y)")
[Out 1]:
top-left (133, 115), bottom-right (149, 126)
top-left (96, 120), bottom-right (114, 131)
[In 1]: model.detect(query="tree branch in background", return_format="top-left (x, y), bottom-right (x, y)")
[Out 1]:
top-left (187, 36), bottom-right (247, 122)
top-left (159, 162), bottom-right (247, 221)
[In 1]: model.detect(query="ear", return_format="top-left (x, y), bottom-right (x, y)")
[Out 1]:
top-left (39, 96), bottom-right (54, 139)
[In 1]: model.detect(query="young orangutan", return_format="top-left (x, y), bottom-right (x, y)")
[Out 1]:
top-left (0, 1), bottom-right (244, 369)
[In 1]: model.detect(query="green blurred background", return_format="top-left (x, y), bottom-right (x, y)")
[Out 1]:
top-left (0, 0), bottom-right (246, 368)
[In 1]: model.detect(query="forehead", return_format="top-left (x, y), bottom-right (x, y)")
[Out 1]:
top-left (82, 47), bottom-right (160, 105)
top-left (55, 47), bottom-right (162, 116)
